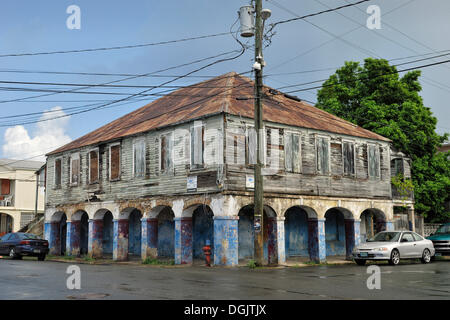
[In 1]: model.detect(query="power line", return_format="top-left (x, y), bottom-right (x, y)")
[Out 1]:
top-left (0, 50), bottom-right (240, 104)
top-left (0, 38), bottom-right (247, 128)
top-left (283, 58), bottom-right (450, 94)
top-left (0, 32), bottom-right (232, 58)
top-left (268, 0), bottom-right (372, 31)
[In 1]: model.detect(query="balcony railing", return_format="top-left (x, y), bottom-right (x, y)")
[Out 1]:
top-left (391, 184), bottom-right (414, 201)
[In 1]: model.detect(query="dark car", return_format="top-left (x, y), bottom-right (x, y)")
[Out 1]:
top-left (427, 223), bottom-right (450, 257)
top-left (0, 233), bottom-right (49, 261)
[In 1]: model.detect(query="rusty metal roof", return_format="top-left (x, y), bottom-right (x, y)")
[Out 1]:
top-left (48, 71), bottom-right (390, 155)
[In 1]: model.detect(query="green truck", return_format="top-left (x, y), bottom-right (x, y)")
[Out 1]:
top-left (427, 223), bottom-right (450, 257)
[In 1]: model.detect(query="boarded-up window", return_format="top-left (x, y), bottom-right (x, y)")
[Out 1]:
top-left (285, 133), bottom-right (301, 173)
top-left (246, 127), bottom-right (257, 165)
top-left (316, 137), bottom-right (329, 174)
top-left (1, 179), bottom-right (10, 195)
top-left (70, 154), bottom-right (80, 185)
top-left (368, 145), bottom-right (380, 178)
top-left (343, 142), bottom-right (355, 175)
top-left (160, 133), bottom-right (173, 172)
top-left (54, 159), bottom-right (62, 187)
top-left (133, 140), bottom-right (146, 177)
top-left (190, 123), bottom-right (204, 168)
top-left (392, 158), bottom-right (404, 176)
top-left (110, 145), bottom-right (120, 180)
top-left (89, 150), bottom-right (99, 183)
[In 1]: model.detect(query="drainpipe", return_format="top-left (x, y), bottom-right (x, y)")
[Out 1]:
top-left (34, 171), bottom-right (39, 217)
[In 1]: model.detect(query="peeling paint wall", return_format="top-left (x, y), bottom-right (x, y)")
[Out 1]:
top-left (285, 208), bottom-right (309, 257)
top-left (325, 210), bottom-right (346, 256)
top-left (192, 206), bottom-right (214, 259)
top-left (158, 208), bottom-right (174, 258)
top-left (102, 212), bottom-right (113, 254)
top-left (128, 210), bottom-right (142, 255)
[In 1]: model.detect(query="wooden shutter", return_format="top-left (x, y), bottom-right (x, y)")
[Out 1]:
top-left (160, 135), bottom-right (166, 171)
top-left (134, 140), bottom-right (145, 177)
top-left (89, 151), bottom-right (99, 183)
top-left (247, 127), bottom-right (257, 165)
top-left (55, 159), bottom-right (61, 186)
top-left (343, 142), bottom-right (355, 175)
top-left (1, 179), bottom-right (10, 195)
top-left (285, 133), bottom-right (293, 172)
top-left (191, 124), bottom-right (204, 167)
top-left (71, 156), bottom-right (80, 184)
top-left (292, 134), bottom-right (301, 173)
top-left (110, 145), bottom-right (120, 180)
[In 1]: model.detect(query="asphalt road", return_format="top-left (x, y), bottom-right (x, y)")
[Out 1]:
top-left (0, 258), bottom-right (449, 300)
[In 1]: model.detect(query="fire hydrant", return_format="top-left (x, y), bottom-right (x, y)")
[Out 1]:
top-left (202, 240), bottom-right (212, 267)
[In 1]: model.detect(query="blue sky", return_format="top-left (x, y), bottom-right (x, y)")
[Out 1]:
top-left (0, 0), bottom-right (449, 161)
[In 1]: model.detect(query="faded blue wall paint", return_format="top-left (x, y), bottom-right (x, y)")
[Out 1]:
top-left (174, 217), bottom-right (192, 264)
top-left (344, 219), bottom-right (360, 259)
top-left (277, 219), bottom-right (286, 264)
top-left (66, 221), bottom-right (80, 256)
top-left (192, 207), bottom-right (214, 259)
top-left (285, 209), bottom-right (309, 257)
top-left (308, 219), bottom-right (326, 262)
top-left (325, 211), bottom-right (346, 256)
top-left (158, 213), bottom-right (174, 258)
top-left (128, 210), bottom-right (142, 256)
top-left (80, 213), bottom-right (89, 255)
top-left (113, 219), bottom-right (129, 261)
top-left (238, 210), bottom-right (254, 260)
top-left (213, 216), bottom-right (238, 266)
top-left (102, 213), bottom-right (113, 254)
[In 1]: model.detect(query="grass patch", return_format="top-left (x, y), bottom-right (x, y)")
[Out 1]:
top-left (246, 259), bottom-right (258, 269)
top-left (82, 255), bottom-right (95, 262)
top-left (142, 257), bottom-right (175, 265)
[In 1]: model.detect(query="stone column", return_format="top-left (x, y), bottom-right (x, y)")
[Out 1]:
top-left (345, 219), bottom-right (360, 260)
top-left (141, 217), bottom-right (158, 260)
top-left (113, 219), bottom-right (129, 261)
top-left (267, 217), bottom-right (278, 265)
top-left (88, 219), bottom-right (103, 258)
top-left (67, 220), bottom-right (80, 256)
top-left (46, 221), bottom-right (61, 256)
top-left (308, 218), bottom-right (326, 263)
top-left (213, 216), bottom-right (238, 266)
top-left (174, 217), bottom-right (192, 265)
top-left (276, 217), bottom-right (286, 265)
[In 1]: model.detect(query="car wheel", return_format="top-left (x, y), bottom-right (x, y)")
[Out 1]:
top-left (38, 254), bottom-right (46, 261)
top-left (355, 259), bottom-right (366, 266)
top-left (389, 249), bottom-right (400, 265)
top-left (9, 247), bottom-right (21, 260)
top-left (421, 249), bottom-right (431, 264)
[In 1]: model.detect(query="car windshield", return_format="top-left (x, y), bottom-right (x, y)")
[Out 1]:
top-left (20, 233), bottom-right (42, 240)
top-left (435, 225), bottom-right (450, 234)
top-left (367, 232), bottom-right (401, 242)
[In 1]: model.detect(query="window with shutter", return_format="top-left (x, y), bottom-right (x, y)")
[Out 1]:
top-left (190, 123), bottom-right (204, 168)
top-left (1, 179), bottom-right (10, 195)
top-left (109, 144), bottom-right (120, 180)
top-left (343, 142), bottom-right (355, 176)
top-left (54, 158), bottom-right (62, 187)
top-left (285, 133), bottom-right (301, 173)
top-left (89, 150), bottom-right (99, 183)
top-left (160, 133), bottom-right (173, 172)
top-left (246, 127), bottom-right (257, 165)
top-left (368, 145), bottom-right (380, 178)
top-left (133, 140), bottom-right (146, 177)
top-left (70, 154), bottom-right (80, 185)
top-left (317, 137), bottom-right (329, 174)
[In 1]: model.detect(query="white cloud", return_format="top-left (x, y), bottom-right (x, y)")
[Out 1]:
top-left (2, 106), bottom-right (72, 162)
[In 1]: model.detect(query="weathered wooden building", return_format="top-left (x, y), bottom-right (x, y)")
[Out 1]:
top-left (44, 72), bottom-right (414, 265)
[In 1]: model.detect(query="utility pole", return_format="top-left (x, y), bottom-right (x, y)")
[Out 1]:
top-left (253, 0), bottom-right (264, 266)
top-left (239, 0), bottom-right (271, 266)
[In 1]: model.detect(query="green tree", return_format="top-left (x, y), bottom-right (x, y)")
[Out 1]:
top-left (316, 58), bottom-right (449, 222)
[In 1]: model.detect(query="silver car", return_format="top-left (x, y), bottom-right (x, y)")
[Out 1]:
top-left (353, 231), bottom-right (435, 266)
